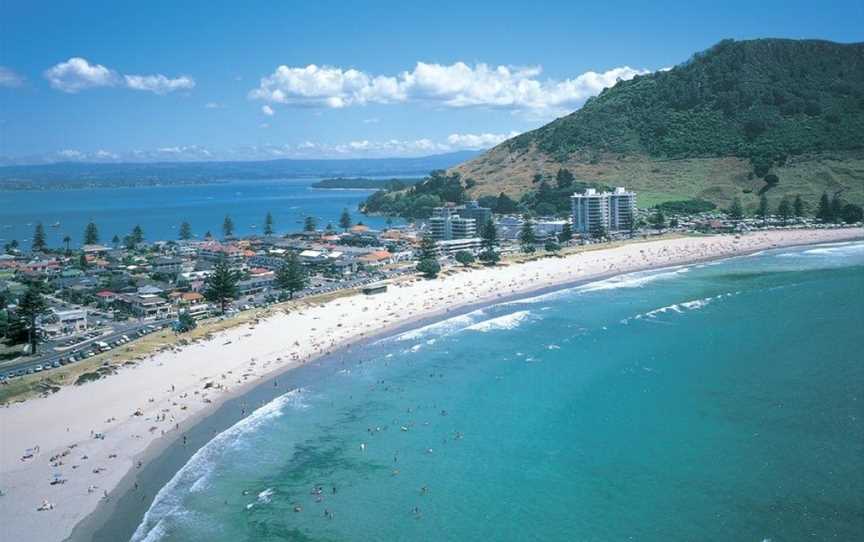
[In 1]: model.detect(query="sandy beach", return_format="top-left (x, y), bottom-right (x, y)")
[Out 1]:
top-left (0, 228), bottom-right (861, 542)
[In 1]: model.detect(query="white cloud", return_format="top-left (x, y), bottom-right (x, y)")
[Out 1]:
top-left (446, 131), bottom-right (520, 150)
top-left (95, 149), bottom-right (119, 159)
top-left (261, 104), bottom-right (275, 116)
top-left (44, 57), bottom-right (118, 93)
top-left (363, 117), bottom-right (380, 124)
top-left (32, 130), bottom-right (520, 165)
top-left (57, 149), bottom-right (84, 159)
top-left (124, 74), bottom-right (195, 94)
top-left (0, 66), bottom-right (25, 88)
top-left (250, 62), bottom-right (650, 116)
top-left (44, 57), bottom-right (195, 94)
top-left (204, 102), bottom-right (223, 109)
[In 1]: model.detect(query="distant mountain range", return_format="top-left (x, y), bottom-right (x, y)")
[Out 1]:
top-left (0, 151), bottom-right (480, 190)
top-left (455, 39), bottom-right (864, 208)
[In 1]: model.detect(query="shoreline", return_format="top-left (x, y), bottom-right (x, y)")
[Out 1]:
top-left (0, 229), bottom-right (861, 542)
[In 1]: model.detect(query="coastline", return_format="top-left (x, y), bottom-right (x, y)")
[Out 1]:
top-left (0, 228), bottom-right (861, 542)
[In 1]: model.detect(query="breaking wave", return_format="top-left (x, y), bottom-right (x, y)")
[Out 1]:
top-left (465, 310), bottom-right (531, 332)
top-left (621, 292), bottom-right (737, 324)
top-left (131, 389), bottom-right (307, 541)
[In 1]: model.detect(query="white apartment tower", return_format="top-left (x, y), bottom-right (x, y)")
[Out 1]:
top-left (571, 187), bottom-right (636, 236)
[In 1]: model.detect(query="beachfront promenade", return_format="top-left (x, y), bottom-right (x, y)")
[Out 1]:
top-left (0, 228), bottom-right (862, 542)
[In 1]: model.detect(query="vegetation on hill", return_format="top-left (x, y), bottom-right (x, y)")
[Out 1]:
top-left (509, 39), bottom-right (864, 177)
top-left (455, 39), bottom-right (864, 209)
top-left (361, 170), bottom-right (468, 219)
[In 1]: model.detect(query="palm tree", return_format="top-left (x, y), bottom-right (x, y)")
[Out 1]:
top-left (63, 235), bottom-right (72, 254)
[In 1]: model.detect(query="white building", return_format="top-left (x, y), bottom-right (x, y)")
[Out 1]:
top-left (41, 308), bottom-right (88, 338)
top-left (609, 187), bottom-right (637, 232)
top-left (571, 187), bottom-right (636, 236)
top-left (430, 206), bottom-right (479, 241)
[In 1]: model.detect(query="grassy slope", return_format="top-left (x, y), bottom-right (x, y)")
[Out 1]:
top-left (454, 146), bottom-right (864, 211)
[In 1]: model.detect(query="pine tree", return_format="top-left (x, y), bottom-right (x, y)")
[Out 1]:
top-left (222, 215), bottom-right (235, 238)
top-left (111, 234), bottom-right (120, 247)
top-left (264, 212), bottom-right (274, 235)
top-left (131, 224), bottom-right (145, 245)
top-left (84, 221), bottom-right (99, 245)
top-left (830, 194), bottom-right (844, 224)
top-left (479, 218), bottom-right (500, 265)
top-left (558, 222), bottom-right (573, 243)
top-left (32, 223), bottom-right (46, 252)
top-left (777, 198), bottom-right (792, 224)
top-left (416, 234), bottom-right (441, 278)
top-left (418, 234), bottom-right (438, 262)
top-left (179, 221), bottom-right (192, 240)
top-left (204, 256), bottom-right (239, 314)
top-left (519, 218), bottom-right (536, 253)
top-left (304, 216), bottom-right (317, 232)
top-left (816, 192), bottom-right (833, 222)
top-left (275, 252), bottom-right (308, 299)
top-left (728, 197), bottom-right (744, 220)
top-left (651, 209), bottom-right (666, 231)
top-left (63, 235), bottom-right (71, 255)
top-left (793, 195), bottom-right (805, 217)
top-left (17, 285), bottom-right (48, 355)
top-left (555, 168), bottom-right (574, 189)
top-left (757, 193), bottom-right (769, 223)
top-left (339, 208), bottom-right (352, 232)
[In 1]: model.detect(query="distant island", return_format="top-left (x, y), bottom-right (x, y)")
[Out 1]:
top-left (311, 177), bottom-right (423, 190)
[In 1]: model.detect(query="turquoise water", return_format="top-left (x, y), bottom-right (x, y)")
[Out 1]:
top-left (0, 179), bottom-right (401, 249)
top-left (133, 242), bottom-right (864, 542)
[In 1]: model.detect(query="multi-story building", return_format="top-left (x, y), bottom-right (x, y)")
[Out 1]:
top-left (456, 200), bottom-right (492, 229)
top-left (609, 187), bottom-right (637, 232)
top-left (571, 187), bottom-right (636, 236)
top-left (430, 201), bottom-right (490, 241)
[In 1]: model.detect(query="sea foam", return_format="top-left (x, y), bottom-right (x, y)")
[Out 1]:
top-left (465, 310), bottom-right (531, 332)
top-left (131, 389), bottom-right (306, 542)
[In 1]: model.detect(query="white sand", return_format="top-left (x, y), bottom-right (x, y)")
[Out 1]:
top-left (0, 228), bottom-right (861, 541)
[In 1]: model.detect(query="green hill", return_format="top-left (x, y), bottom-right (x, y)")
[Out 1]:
top-left (455, 39), bottom-right (864, 210)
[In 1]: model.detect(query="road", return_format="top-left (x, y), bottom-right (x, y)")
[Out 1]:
top-left (0, 319), bottom-right (170, 380)
top-left (0, 269), bottom-right (413, 381)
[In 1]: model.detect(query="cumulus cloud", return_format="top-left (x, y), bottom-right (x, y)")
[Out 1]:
top-left (261, 104), bottom-right (275, 116)
top-left (250, 61), bottom-right (649, 116)
top-left (44, 57), bottom-right (194, 94)
top-left (0, 66), bottom-right (25, 88)
top-left (44, 57), bottom-right (118, 93)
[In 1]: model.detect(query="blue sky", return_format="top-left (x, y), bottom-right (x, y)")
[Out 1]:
top-left (1, 0), bottom-right (861, 164)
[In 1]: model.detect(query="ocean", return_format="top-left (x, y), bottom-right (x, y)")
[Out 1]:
top-left (128, 241), bottom-right (864, 542)
top-left (0, 178), bottom-right (401, 249)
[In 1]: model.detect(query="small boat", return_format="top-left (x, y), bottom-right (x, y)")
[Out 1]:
top-left (51, 222), bottom-right (61, 228)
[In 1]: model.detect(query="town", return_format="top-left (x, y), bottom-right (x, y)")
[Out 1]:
top-left (0, 184), bottom-right (860, 384)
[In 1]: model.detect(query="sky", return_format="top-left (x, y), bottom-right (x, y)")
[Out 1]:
top-left (0, 0), bottom-right (861, 165)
